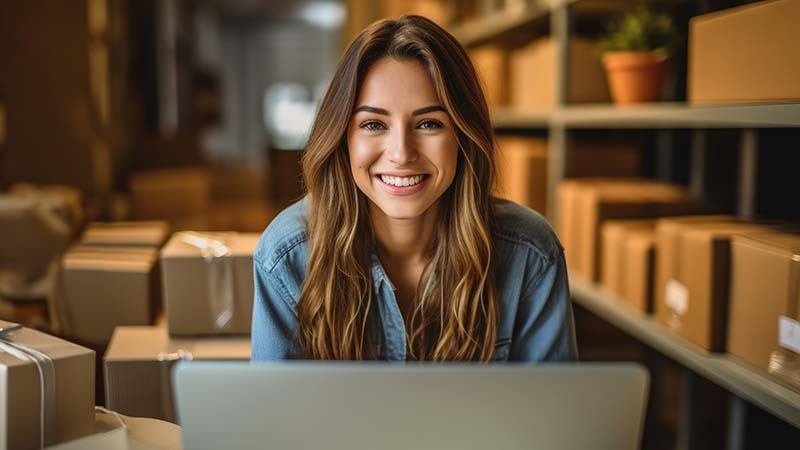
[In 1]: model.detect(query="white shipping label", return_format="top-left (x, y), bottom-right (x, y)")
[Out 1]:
top-left (665, 279), bottom-right (689, 317)
top-left (779, 316), bottom-right (800, 354)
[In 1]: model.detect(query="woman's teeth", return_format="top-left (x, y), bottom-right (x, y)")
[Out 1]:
top-left (380, 174), bottom-right (425, 187)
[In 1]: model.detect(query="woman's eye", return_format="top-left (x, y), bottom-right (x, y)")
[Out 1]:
top-left (418, 119), bottom-right (443, 130)
top-left (360, 121), bottom-right (386, 132)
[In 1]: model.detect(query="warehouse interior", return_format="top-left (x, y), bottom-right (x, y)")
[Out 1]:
top-left (1, 0), bottom-right (799, 449)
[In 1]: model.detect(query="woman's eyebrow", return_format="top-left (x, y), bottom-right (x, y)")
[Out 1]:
top-left (353, 105), bottom-right (446, 116)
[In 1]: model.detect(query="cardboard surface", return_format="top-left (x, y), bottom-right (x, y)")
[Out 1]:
top-left (600, 219), bottom-right (655, 299)
top-left (160, 232), bottom-right (259, 335)
top-left (622, 229), bottom-right (656, 313)
top-left (470, 45), bottom-right (508, 107)
top-left (510, 37), bottom-right (610, 108)
top-left (656, 222), bottom-right (766, 351)
top-left (494, 136), bottom-right (548, 213)
top-left (59, 247), bottom-right (160, 345)
top-left (80, 221), bottom-right (170, 247)
top-left (728, 231), bottom-right (800, 372)
top-left (104, 326), bottom-right (250, 423)
top-left (0, 320), bottom-right (95, 450)
top-left (688, 0), bottom-right (800, 104)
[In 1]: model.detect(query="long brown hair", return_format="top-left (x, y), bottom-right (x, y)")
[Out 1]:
top-left (299, 15), bottom-right (497, 361)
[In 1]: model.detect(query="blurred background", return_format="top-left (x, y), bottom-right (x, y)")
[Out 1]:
top-left (2, 1), bottom-right (800, 450)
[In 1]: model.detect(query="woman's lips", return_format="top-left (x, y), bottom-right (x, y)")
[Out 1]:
top-left (376, 174), bottom-right (430, 196)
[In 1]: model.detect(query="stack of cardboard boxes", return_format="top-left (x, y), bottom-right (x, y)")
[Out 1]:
top-left (103, 231), bottom-right (259, 422)
top-left (558, 178), bottom-right (800, 388)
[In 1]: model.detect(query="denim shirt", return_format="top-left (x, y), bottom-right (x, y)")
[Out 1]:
top-left (251, 196), bottom-right (578, 362)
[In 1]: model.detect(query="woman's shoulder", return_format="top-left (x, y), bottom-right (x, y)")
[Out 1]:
top-left (491, 197), bottom-right (563, 261)
top-left (254, 197), bottom-right (309, 272)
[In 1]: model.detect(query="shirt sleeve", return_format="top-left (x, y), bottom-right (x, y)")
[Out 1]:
top-left (251, 257), bottom-right (303, 360)
top-left (509, 249), bottom-right (578, 362)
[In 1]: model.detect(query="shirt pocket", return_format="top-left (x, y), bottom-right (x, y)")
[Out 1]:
top-left (493, 338), bottom-right (512, 361)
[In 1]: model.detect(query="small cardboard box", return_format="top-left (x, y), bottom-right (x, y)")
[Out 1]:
top-left (728, 231), bottom-right (800, 373)
top-left (79, 221), bottom-right (170, 247)
top-left (0, 320), bottom-right (95, 449)
top-left (104, 326), bottom-right (250, 423)
top-left (160, 232), bottom-right (259, 335)
top-left (688, 0), bottom-right (800, 104)
top-left (58, 247), bottom-right (161, 344)
top-left (510, 37), bottom-right (610, 108)
top-left (655, 222), bottom-right (766, 351)
top-left (600, 219), bottom-right (655, 297)
top-left (494, 136), bottom-right (548, 213)
top-left (469, 45), bottom-right (509, 107)
top-left (558, 179), bottom-right (695, 282)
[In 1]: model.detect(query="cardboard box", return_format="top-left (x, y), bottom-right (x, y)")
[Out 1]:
top-left (494, 136), bottom-right (547, 213)
top-left (621, 229), bottom-right (657, 313)
top-left (58, 247), bottom-right (160, 344)
top-left (557, 179), bottom-right (695, 282)
top-left (655, 221), bottom-right (766, 351)
top-left (80, 221), bottom-right (170, 247)
top-left (728, 231), bottom-right (800, 374)
top-left (104, 326), bottom-right (250, 422)
top-left (654, 216), bottom-right (737, 324)
top-left (567, 141), bottom-right (640, 178)
top-left (469, 45), bottom-right (509, 107)
top-left (688, 0), bottom-right (800, 104)
top-left (160, 232), bottom-right (259, 335)
top-left (600, 219), bottom-right (655, 297)
top-left (130, 168), bottom-right (211, 220)
top-left (510, 37), bottom-right (610, 108)
top-left (0, 320), bottom-right (95, 449)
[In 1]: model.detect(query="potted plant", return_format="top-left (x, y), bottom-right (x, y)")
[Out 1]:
top-left (598, 5), bottom-right (681, 104)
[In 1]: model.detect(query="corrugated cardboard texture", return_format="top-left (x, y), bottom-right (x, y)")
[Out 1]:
top-left (510, 37), bottom-right (610, 108)
top-left (104, 326), bottom-right (250, 423)
top-left (0, 320), bottom-right (95, 450)
top-left (689, 0), bottom-right (800, 104)
top-left (161, 232), bottom-right (259, 335)
top-left (494, 136), bottom-right (548, 213)
top-left (728, 231), bottom-right (800, 371)
top-left (658, 223), bottom-right (766, 351)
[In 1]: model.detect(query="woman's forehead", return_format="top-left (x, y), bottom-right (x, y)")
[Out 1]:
top-left (354, 57), bottom-right (441, 112)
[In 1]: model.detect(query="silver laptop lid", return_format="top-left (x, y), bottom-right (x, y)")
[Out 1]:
top-left (174, 362), bottom-right (649, 450)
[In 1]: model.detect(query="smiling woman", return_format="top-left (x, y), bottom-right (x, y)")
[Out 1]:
top-left (251, 15), bottom-right (577, 362)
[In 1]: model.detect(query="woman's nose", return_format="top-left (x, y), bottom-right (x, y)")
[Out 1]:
top-left (386, 128), bottom-right (418, 165)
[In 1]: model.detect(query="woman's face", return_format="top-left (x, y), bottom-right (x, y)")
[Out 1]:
top-left (348, 57), bottom-right (459, 221)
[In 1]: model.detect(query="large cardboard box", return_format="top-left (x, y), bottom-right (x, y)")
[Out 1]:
top-left (0, 320), bottom-right (95, 449)
top-left (494, 136), bottom-right (547, 213)
top-left (558, 179), bottom-right (695, 282)
top-left (104, 326), bottom-right (250, 423)
top-left (655, 221), bottom-right (766, 351)
top-left (58, 247), bottom-right (160, 344)
top-left (688, 0), bottom-right (800, 104)
top-left (600, 219), bottom-right (655, 297)
top-left (509, 37), bottom-right (610, 108)
top-left (567, 141), bottom-right (640, 178)
top-left (469, 45), bottom-right (509, 108)
top-left (79, 221), bottom-right (169, 247)
top-left (160, 232), bottom-right (259, 335)
top-left (728, 231), bottom-right (800, 377)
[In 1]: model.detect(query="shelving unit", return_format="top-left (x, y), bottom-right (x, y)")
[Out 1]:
top-left (451, 0), bottom-right (800, 448)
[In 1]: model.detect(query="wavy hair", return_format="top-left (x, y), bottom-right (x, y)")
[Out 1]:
top-left (298, 15), bottom-right (497, 361)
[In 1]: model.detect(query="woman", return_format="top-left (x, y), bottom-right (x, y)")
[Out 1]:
top-left (251, 15), bottom-right (576, 362)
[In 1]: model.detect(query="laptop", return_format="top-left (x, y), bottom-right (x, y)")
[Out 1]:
top-left (173, 362), bottom-right (649, 450)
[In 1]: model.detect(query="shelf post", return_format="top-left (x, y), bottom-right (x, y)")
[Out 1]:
top-left (737, 128), bottom-right (758, 219)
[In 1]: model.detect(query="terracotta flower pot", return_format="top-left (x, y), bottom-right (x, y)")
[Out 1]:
top-left (601, 51), bottom-right (669, 104)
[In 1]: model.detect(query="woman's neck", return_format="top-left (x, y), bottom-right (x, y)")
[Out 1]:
top-left (369, 202), bottom-right (438, 266)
